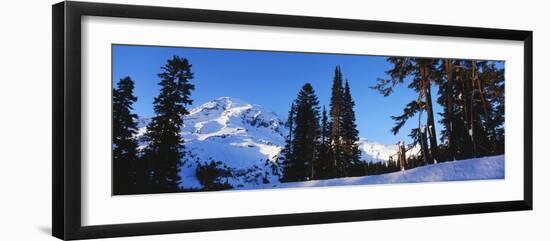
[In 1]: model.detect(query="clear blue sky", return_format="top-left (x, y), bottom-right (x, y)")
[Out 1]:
top-left (112, 44), bottom-right (444, 144)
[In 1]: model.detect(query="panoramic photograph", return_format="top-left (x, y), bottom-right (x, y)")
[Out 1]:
top-left (111, 44), bottom-right (505, 195)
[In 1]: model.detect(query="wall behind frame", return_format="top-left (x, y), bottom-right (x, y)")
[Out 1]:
top-left (0, 0), bottom-right (547, 240)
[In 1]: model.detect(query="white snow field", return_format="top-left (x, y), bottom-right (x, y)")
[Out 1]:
top-left (242, 155), bottom-right (505, 190)
top-left (136, 97), bottom-right (504, 190)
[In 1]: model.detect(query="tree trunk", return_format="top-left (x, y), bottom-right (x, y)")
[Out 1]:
top-left (474, 69), bottom-right (497, 153)
top-left (399, 141), bottom-right (407, 171)
top-left (417, 71), bottom-right (430, 165)
top-left (420, 126), bottom-right (430, 165)
top-left (310, 128), bottom-right (316, 180)
top-left (420, 65), bottom-right (438, 163)
top-left (470, 61), bottom-right (477, 158)
top-left (472, 63), bottom-right (490, 123)
top-left (444, 59), bottom-right (455, 160)
top-left (458, 62), bottom-right (474, 158)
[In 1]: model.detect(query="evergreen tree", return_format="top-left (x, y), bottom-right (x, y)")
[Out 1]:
top-left (280, 103), bottom-right (295, 181)
top-left (282, 83), bottom-right (321, 182)
top-left (142, 56), bottom-right (195, 193)
top-left (329, 66), bottom-right (346, 177)
top-left (461, 60), bottom-right (504, 157)
top-left (375, 57), bottom-right (505, 164)
top-left (341, 80), bottom-right (361, 176)
top-left (478, 61), bottom-right (505, 154)
top-left (417, 59), bottom-right (439, 162)
top-left (327, 67), bottom-right (361, 177)
top-left (372, 57), bottom-right (439, 163)
top-left (435, 59), bottom-right (505, 161)
top-left (316, 106), bottom-right (332, 179)
top-left (112, 76), bottom-right (140, 194)
top-left (436, 59), bottom-right (470, 160)
top-left (441, 59), bottom-right (456, 160)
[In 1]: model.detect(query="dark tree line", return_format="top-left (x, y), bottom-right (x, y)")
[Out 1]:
top-left (372, 57), bottom-right (505, 165)
top-left (112, 55), bottom-right (195, 195)
top-left (281, 66), bottom-right (362, 182)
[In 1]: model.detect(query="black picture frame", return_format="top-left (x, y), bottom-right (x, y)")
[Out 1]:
top-left (52, 1), bottom-right (533, 240)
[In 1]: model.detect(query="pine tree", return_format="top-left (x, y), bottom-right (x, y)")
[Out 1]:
top-left (282, 83), bottom-right (321, 182)
top-left (434, 59), bottom-right (458, 161)
top-left (112, 76), bottom-right (140, 194)
top-left (280, 103), bottom-right (295, 181)
top-left (478, 61), bottom-right (505, 154)
top-left (436, 59), bottom-right (468, 161)
top-left (435, 59), bottom-right (505, 161)
top-left (329, 66), bottom-right (345, 177)
top-left (376, 57), bottom-right (505, 163)
top-left (341, 79), bottom-right (361, 176)
top-left (316, 106), bottom-right (332, 179)
top-left (327, 67), bottom-right (362, 177)
top-left (434, 59), bottom-right (471, 160)
top-left (417, 59), bottom-right (439, 163)
top-left (372, 57), bottom-right (439, 163)
top-left (462, 60), bottom-right (504, 157)
top-left (142, 56), bottom-right (195, 193)
top-left (443, 59), bottom-right (456, 160)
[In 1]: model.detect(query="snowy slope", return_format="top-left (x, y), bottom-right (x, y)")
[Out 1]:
top-left (241, 155), bottom-right (504, 190)
top-left (179, 97), bottom-right (286, 188)
top-left (182, 97), bottom-right (285, 164)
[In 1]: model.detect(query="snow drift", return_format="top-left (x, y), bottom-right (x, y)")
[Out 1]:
top-left (242, 155), bottom-right (505, 190)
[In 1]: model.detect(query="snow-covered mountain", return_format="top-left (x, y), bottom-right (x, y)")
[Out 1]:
top-left (137, 97), bottom-right (417, 189)
top-left (138, 97), bottom-right (286, 189)
top-left (182, 97), bottom-right (285, 162)
top-left (358, 138), bottom-right (420, 163)
top-left (179, 97), bottom-right (286, 188)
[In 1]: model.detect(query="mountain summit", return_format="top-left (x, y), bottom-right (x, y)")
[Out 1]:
top-left (175, 97), bottom-right (286, 188)
top-left (182, 96), bottom-right (285, 166)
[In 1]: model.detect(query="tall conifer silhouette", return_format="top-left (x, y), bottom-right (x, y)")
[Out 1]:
top-left (142, 56), bottom-right (195, 193)
top-left (282, 83), bottom-right (321, 181)
top-left (329, 66), bottom-right (345, 177)
top-left (112, 76), bottom-right (140, 194)
top-left (316, 106), bottom-right (332, 179)
top-left (341, 79), bottom-right (361, 175)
